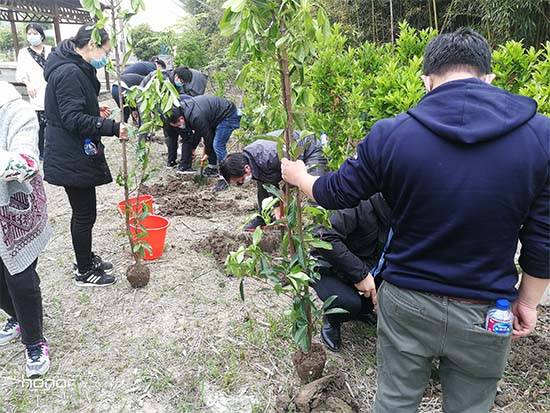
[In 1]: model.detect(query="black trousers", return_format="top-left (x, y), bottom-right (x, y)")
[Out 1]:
top-left (36, 111), bottom-right (46, 159)
top-left (312, 266), bottom-right (379, 325)
top-left (164, 125), bottom-right (200, 168)
top-left (64, 186), bottom-right (97, 273)
top-left (111, 85), bottom-right (131, 123)
top-left (0, 260), bottom-right (43, 345)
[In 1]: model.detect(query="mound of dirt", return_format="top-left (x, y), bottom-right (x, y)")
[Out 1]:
top-left (193, 229), bottom-right (281, 267)
top-left (141, 176), bottom-right (195, 198)
top-left (142, 176), bottom-right (240, 218)
top-left (158, 192), bottom-right (238, 218)
top-left (276, 374), bottom-right (359, 413)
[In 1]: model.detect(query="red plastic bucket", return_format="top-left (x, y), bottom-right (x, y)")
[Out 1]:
top-left (130, 215), bottom-right (170, 261)
top-left (118, 195), bottom-right (154, 216)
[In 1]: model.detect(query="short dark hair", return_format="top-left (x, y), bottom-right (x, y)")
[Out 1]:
top-left (161, 105), bottom-right (184, 125)
top-left (219, 153), bottom-right (248, 182)
top-left (422, 28), bottom-right (492, 76)
top-left (174, 66), bottom-right (192, 83)
top-left (73, 24), bottom-right (110, 48)
top-left (26, 23), bottom-right (45, 40)
top-left (152, 56), bottom-right (167, 69)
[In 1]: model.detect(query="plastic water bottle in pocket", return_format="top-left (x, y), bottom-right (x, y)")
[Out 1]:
top-left (83, 138), bottom-right (98, 156)
top-left (485, 299), bottom-right (513, 335)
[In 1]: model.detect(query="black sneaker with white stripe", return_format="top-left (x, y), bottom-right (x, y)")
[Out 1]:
top-left (73, 253), bottom-right (113, 277)
top-left (75, 267), bottom-right (116, 287)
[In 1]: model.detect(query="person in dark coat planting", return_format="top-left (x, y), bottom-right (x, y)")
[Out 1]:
top-left (140, 66), bottom-right (207, 97)
top-left (312, 193), bottom-right (391, 352)
top-left (281, 28), bottom-right (550, 412)
top-left (43, 24), bottom-right (127, 288)
top-left (165, 95), bottom-right (241, 190)
top-left (112, 59), bottom-right (164, 123)
top-left (111, 73), bottom-right (144, 123)
top-left (142, 67), bottom-right (210, 169)
top-left (219, 132), bottom-right (327, 231)
top-left (121, 58), bottom-right (164, 77)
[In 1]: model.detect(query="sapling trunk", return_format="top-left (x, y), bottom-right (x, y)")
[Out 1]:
top-left (277, 50), bottom-right (295, 257)
top-left (109, 0), bottom-right (139, 264)
top-left (277, 22), bottom-right (313, 351)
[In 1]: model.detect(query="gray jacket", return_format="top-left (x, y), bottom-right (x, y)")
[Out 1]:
top-left (141, 69), bottom-right (208, 97)
top-left (182, 69), bottom-right (208, 97)
top-left (243, 132), bottom-right (327, 184)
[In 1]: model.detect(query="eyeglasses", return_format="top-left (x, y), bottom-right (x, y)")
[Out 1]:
top-left (100, 45), bottom-right (112, 57)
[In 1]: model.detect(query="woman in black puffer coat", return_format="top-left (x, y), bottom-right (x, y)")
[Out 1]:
top-left (44, 24), bottom-right (127, 287)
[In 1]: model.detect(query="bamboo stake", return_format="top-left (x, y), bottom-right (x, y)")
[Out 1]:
top-left (389, 0), bottom-right (395, 43)
top-left (432, 0), bottom-right (439, 31)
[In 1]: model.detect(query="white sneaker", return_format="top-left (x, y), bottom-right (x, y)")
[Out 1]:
top-left (0, 318), bottom-right (21, 345)
top-left (25, 341), bottom-right (50, 378)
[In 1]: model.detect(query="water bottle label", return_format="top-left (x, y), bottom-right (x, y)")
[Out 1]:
top-left (486, 318), bottom-right (512, 335)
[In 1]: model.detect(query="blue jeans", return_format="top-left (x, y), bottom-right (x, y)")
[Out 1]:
top-left (209, 110), bottom-right (241, 165)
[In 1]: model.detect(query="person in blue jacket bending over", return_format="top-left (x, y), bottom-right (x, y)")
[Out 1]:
top-left (281, 28), bottom-right (549, 413)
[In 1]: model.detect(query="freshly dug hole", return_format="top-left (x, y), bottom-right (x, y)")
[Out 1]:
top-left (126, 263), bottom-right (150, 288)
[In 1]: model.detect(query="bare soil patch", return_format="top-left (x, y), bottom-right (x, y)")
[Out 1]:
top-left (142, 175), bottom-right (247, 218)
top-left (193, 228), bottom-right (281, 267)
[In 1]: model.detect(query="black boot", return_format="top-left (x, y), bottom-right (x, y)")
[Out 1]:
top-left (320, 317), bottom-right (341, 352)
top-left (357, 312), bottom-right (377, 326)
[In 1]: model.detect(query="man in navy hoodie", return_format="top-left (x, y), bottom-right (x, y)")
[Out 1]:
top-left (281, 28), bottom-right (549, 412)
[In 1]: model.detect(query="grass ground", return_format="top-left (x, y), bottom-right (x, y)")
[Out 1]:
top-left (0, 130), bottom-right (548, 413)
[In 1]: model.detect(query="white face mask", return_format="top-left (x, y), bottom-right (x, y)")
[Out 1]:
top-left (242, 174), bottom-right (253, 186)
top-left (27, 34), bottom-right (42, 47)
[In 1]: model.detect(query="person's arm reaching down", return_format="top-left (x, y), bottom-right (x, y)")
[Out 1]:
top-left (516, 166), bottom-right (550, 338)
top-left (512, 273), bottom-right (549, 338)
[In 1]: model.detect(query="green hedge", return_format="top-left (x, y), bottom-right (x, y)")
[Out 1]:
top-left (239, 22), bottom-right (550, 170)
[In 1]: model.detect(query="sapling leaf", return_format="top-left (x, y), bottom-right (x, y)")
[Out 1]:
top-left (264, 184), bottom-right (282, 199)
top-left (324, 307), bottom-right (349, 315)
top-left (309, 239), bottom-right (332, 250)
top-left (252, 227), bottom-right (262, 246)
top-left (142, 243), bottom-right (153, 254)
top-left (322, 295), bottom-right (338, 310)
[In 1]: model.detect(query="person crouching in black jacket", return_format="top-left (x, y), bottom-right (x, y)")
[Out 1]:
top-left (164, 96), bottom-right (241, 191)
top-left (312, 193), bottom-right (391, 352)
top-left (43, 24), bottom-right (128, 287)
top-left (220, 131), bottom-right (327, 231)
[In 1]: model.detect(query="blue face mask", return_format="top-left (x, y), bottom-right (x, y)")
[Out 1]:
top-left (27, 34), bottom-right (42, 47)
top-left (174, 81), bottom-right (183, 88)
top-left (90, 54), bottom-right (109, 69)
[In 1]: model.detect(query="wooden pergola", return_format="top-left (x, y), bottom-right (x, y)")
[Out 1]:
top-left (0, 0), bottom-right (92, 56)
